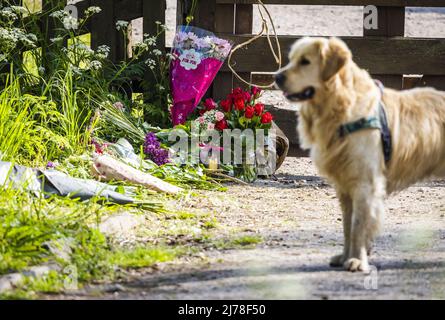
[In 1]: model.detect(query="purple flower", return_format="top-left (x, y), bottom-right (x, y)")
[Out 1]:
top-left (143, 132), bottom-right (170, 166)
top-left (46, 161), bottom-right (56, 169)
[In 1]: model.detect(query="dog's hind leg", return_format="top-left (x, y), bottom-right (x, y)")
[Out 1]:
top-left (330, 192), bottom-right (352, 267)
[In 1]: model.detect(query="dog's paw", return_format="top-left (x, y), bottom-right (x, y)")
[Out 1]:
top-left (344, 258), bottom-right (370, 273)
top-left (329, 254), bottom-right (346, 267)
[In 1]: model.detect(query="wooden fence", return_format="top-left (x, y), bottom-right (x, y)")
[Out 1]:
top-left (9, 0), bottom-right (167, 88)
top-left (9, 1), bottom-right (445, 155)
top-left (185, 0), bottom-right (445, 155)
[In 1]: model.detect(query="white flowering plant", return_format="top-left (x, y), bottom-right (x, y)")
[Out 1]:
top-left (0, 2), bottom-right (174, 149)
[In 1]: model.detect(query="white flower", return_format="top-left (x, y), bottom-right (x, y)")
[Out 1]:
top-left (10, 6), bottom-right (27, 14)
top-left (0, 7), bottom-right (18, 21)
top-left (145, 58), bottom-right (156, 70)
top-left (69, 65), bottom-right (82, 75)
top-left (38, 66), bottom-right (45, 74)
top-left (70, 42), bottom-right (94, 55)
top-left (143, 35), bottom-right (156, 46)
top-left (50, 36), bottom-right (64, 43)
top-left (96, 45), bottom-right (110, 59)
top-left (85, 6), bottom-right (101, 16)
top-left (152, 49), bottom-right (162, 56)
top-left (62, 15), bottom-right (78, 30)
top-left (133, 42), bottom-right (148, 52)
top-left (50, 10), bottom-right (67, 19)
top-left (89, 60), bottom-right (102, 70)
top-left (116, 20), bottom-right (129, 31)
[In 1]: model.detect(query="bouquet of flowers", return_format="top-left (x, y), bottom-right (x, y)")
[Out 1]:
top-left (170, 26), bottom-right (232, 125)
top-left (194, 87), bottom-right (275, 182)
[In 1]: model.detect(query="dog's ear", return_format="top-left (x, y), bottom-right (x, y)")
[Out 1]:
top-left (321, 38), bottom-right (351, 81)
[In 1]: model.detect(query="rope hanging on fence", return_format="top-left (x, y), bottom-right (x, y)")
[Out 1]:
top-left (227, 0), bottom-right (282, 89)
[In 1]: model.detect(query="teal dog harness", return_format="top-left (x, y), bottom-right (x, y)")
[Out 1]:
top-left (337, 81), bottom-right (392, 164)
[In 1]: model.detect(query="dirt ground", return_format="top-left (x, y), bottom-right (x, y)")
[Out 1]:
top-left (61, 157), bottom-right (445, 300)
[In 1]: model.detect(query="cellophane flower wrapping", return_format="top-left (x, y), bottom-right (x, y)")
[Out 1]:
top-left (170, 26), bottom-right (232, 125)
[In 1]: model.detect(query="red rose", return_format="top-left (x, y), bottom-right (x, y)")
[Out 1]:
top-left (254, 103), bottom-right (265, 116)
top-left (261, 112), bottom-right (273, 124)
top-left (251, 86), bottom-right (262, 98)
top-left (245, 106), bottom-right (255, 119)
top-left (234, 98), bottom-right (245, 111)
top-left (229, 87), bottom-right (250, 103)
top-left (215, 119), bottom-right (228, 131)
top-left (232, 87), bottom-right (243, 96)
top-left (204, 98), bottom-right (216, 111)
top-left (220, 99), bottom-right (232, 112)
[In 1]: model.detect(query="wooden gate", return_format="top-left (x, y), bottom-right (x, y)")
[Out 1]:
top-left (184, 0), bottom-right (445, 155)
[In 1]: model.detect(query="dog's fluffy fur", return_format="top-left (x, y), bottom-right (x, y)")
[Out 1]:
top-left (276, 37), bottom-right (445, 272)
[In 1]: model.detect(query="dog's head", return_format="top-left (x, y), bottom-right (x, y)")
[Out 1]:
top-left (275, 37), bottom-right (352, 102)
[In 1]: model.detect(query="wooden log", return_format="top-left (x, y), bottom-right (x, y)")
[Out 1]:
top-left (92, 155), bottom-right (183, 195)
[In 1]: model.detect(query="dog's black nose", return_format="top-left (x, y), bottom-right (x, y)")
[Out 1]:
top-left (275, 73), bottom-right (286, 87)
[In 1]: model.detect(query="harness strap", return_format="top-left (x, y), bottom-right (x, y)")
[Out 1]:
top-left (337, 82), bottom-right (392, 164)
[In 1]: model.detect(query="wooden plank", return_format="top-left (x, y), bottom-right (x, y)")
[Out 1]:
top-left (232, 3), bottom-right (253, 91)
top-left (143, 0), bottom-right (166, 48)
top-left (143, 0), bottom-right (166, 87)
top-left (363, 6), bottom-right (405, 37)
top-left (216, 0), bottom-right (445, 6)
top-left (91, 0), bottom-right (119, 62)
top-left (363, 6), bottom-right (404, 89)
top-left (74, 0), bottom-right (142, 21)
top-left (192, 0), bottom-right (217, 30)
top-left (418, 75), bottom-right (445, 91)
top-left (214, 3), bottom-right (236, 100)
top-left (41, 0), bottom-right (67, 74)
top-left (217, 35), bottom-right (445, 76)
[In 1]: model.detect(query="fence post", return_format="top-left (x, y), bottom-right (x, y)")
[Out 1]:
top-left (90, 0), bottom-right (125, 63)
top-left (232, 3), bottom-right (253, 92)
top-left (143, 0), bottom-right (166, 88)
top-left (363, 6), bottom-right (404, 89)
top-left (41, 0), bottom-right (67, 75)
top-left (213, 2), bottom-right (235, 100)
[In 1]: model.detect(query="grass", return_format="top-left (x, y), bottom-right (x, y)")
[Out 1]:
top-left (109, 246), bottom-right (183, 269)
top-left (213, 235), bottom-right (263, 250)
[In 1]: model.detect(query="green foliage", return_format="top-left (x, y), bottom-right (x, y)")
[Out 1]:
top-left (0, 2), bottom-right (234, 298)
top-left (109, 246), bottom-right (182, 269)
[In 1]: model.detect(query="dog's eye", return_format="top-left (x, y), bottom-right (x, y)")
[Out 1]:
top-left (300, 58), bottom-right (310, 66)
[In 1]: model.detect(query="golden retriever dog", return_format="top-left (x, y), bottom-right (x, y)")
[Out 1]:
top-left (275, 37), bottom-right (445, 272)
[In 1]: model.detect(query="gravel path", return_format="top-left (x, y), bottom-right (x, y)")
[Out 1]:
top-left (64, 158), bottom-right (445, 300)
top-left (67, 2), bottom-right (445, 300)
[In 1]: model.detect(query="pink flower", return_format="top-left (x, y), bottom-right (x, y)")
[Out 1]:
top-left (207, 123), bottom-right (215, 130)
top-left (215, 111), bottom-right (225, 121)
top-left (113, 102), bottom-right (124, 110)
top-left (198, 116), bottom-right (205, 124)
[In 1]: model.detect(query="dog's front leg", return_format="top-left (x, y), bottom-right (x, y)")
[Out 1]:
top-left (330, 192), bottom-right (352, 267)
top-left (345, 186), bottom-right (382, 273)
